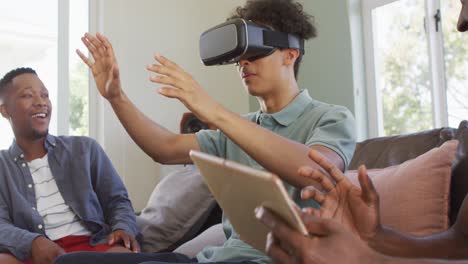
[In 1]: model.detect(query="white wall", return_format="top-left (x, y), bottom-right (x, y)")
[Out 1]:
top-left (296, 0), bottom-right (367, 140)
top-left (93, 0), bottom-right (248, 211)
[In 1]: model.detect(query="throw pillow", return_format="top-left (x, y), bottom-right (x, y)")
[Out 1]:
top-left (136, 165), bottom-right (216, 252)
top-left (345, 140), bottom-right (458, 237)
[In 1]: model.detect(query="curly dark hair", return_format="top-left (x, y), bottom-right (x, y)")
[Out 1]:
top-left (228, 0), bottom-right (317, 78)
top-left (0, 67), bottom-right (37, 100)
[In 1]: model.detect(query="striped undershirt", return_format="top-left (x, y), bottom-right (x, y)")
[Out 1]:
top-left (28, 155), bottom-right (91, 240)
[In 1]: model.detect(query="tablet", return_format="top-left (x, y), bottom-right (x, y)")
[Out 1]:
top-left (189, 150), bottom-right (308, 252)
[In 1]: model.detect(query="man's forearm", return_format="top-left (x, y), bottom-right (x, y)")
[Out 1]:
top-left (211, 108), bottom-right (331, 189)
top-left (93, 141), bottom-right (140, 237)
top-left (381, 255), bottom-right (468, 264)
top-left (107, 196), bottom-right (138, 237)
top-left (108, 92), bottom-right (197, 164)
top-left (0, 223), bottom-right (42, 260)
top-left (370, 227), bottom-right (465, 259)
top-left (106, 197), bottom-right (138, 237)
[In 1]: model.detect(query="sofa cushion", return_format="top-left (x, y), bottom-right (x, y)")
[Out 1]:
top-left (136, 165), bottom-right (216, 252)
top-left (346, 140), bottom-right (458, 236)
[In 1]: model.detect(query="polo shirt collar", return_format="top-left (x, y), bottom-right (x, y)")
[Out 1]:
top-left (255, 89), bottom-right (313, 127)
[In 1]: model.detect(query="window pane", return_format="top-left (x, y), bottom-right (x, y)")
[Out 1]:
top-left (0, 0), bottom-right (58, 149)
top-left (373, 0), bottom-right (434, 136)
top-left (441, 0), bottom-right (468, 128)
top-left (69, 0), bottom-right (89, 136)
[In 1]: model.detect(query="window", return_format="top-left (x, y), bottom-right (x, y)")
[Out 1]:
top-left (442, 0), bottom-right (468, 127)
top-left (0, 0), bottom-right (89, 149)
top-left (363, 0), bottom-right (468, 137)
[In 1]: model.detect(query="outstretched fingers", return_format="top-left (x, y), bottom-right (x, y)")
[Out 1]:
top-left (153, 54), bottom-right (193, 81)
top-left (157, 86), bottom-right (185, 100)
top-left (154, 54), bottom-right (182, 71)
top-left (147, 64), bottom-right (184, 81)
top-left (81, 35), bottom-right (97, 54)
top-left (357, 165), bottom-right (379, 206)
top-left (80, 35), bottom-right (101, 62)
top-left (83, 33), bottom-right (107, 57)
top-left (298, 166), bottom-right (335, 192)
top-left (301, 186), bottom-right (326, 205)
top-left (78, 32), bottom-right (113, 68)
top-left (76, 49), bottom-right (93, 67)
top-left (308, 150), bottom-right (346, 183)
top-left (96, 32), bottom-right (115, 57)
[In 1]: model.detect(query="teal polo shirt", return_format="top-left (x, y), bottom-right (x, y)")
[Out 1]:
top-left (195, 89), bottom-right (356, 264)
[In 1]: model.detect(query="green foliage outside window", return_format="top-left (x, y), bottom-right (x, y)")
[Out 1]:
top-left (69, 62), bottom-right (88, 136)
top-left (380, 0), bottom-right (468, 136)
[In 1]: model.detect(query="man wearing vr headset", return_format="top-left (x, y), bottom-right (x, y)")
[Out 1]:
top-left (57, 0), bottom-right (356, 263)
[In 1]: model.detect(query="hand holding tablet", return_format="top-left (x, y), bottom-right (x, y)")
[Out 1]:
top-left (190, 150), bottom-right (308, 252)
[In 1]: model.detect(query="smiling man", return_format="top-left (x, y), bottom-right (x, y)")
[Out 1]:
top-left (0, 68), bottom-right (140, 264)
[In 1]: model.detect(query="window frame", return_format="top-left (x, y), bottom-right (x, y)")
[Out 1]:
top-left (58, 0), bottom-right (70, 135)
top-left (88, 0), bottom-right (103, 143)
top-left (62, 0), bottom-right (98, 138)
top-left (362, 0), bottom-right (448, 137)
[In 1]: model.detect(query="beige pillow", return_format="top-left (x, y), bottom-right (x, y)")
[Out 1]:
top-left (136, 165), bottom-right (216, 252)
top-left (345, 140), bottom-right (458, 237)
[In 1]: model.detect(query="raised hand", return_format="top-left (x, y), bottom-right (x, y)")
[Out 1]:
top-left (77, 33), bottom-right (123, 101)
top-left (299, 149), bottom-right (381, 241)
top-left (146, 55), bottom-right (223, 125)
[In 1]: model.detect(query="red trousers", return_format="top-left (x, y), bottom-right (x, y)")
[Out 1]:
top-left (23, 235), bottom-right (113, 264)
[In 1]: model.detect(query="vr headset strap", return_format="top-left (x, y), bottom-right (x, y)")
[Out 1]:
top-left (263, 31), bottom-right (305, 54)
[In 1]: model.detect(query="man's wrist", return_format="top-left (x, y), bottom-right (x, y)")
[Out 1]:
top-left (366, 224), bottom-right (387, 250)
top-left (32, 235), bottom-right (46, 245)
top-left (111, 223), bottom-right (134, 234)
top-left (111, 227), bottom-right (127, 234)
top-left (210, 105), bottom-right (236, 129)
top-left (108, 90), bottom-right (126, 105)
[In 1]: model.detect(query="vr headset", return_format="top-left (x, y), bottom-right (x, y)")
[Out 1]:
top-left (199, 18), bottom-right (305, 66)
